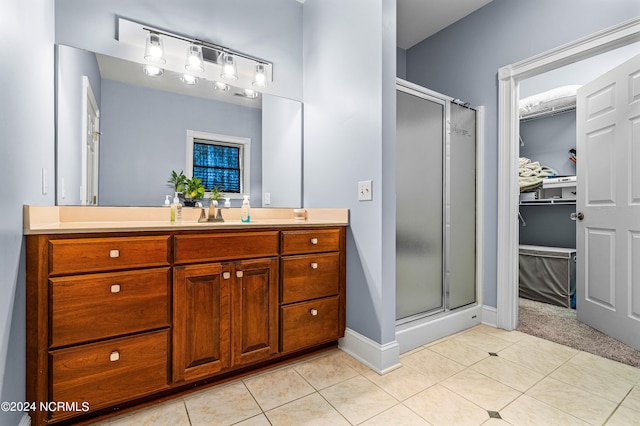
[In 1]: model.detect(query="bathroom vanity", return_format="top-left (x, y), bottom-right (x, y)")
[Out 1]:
top-left (24, 206), bottom-right (347, 425)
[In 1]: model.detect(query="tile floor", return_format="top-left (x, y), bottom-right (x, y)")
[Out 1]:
top-left (94, 325), bottom-right (640, 425)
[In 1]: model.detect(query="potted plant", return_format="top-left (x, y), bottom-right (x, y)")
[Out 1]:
top-left (167, 170), bottom-right (187, 194)
top-left (183, 176), bottom-right (205, 206)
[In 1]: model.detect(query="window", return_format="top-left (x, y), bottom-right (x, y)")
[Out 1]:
top-left (186, 130), bottom-right (251, 199)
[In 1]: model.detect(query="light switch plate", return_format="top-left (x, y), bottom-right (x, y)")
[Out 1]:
top-left (358, 180), bottom-right (372, 201)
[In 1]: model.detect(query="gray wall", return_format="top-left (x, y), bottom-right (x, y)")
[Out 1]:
top-left (99, 79), bottom-right (262, 206)
top-left (0, 0), bottom-right (55, 425)
top-left (57, 45), bottom-right (102, 205)
top-left (520, 111), bottom-right (576, 177)
top-left (406, 0), bottom-right (640, 307)
top-left (303, 0), bottom-right (397, 345)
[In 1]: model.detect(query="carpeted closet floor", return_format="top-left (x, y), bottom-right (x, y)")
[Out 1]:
top-left (517, 297), bottom-right (640, 368)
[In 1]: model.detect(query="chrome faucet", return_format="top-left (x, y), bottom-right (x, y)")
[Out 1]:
top-left (198, 207), bottom-right (208, 222)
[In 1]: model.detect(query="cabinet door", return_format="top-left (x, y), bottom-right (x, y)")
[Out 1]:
top-left (231, 258), bottom-right (279, 366)
top-left (173, 263), bottom-right (231, 382)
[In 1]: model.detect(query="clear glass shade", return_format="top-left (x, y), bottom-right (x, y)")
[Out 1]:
top-left (213, 81), bottom-right (230, 92)
top-left (185, 44), bottom-right (204, 73)
top-left (144, 33), bottom-right (166, 64)
top-left (143, 64), bottom-right (163, 77)
top-left (221, 54), bottom-right (238, 80)
top-left (252, 64), bottom-right (268, 88)
top-left (180, 74), bottom-right (198, 85)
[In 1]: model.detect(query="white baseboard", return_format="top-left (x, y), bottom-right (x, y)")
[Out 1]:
top-left (482, 304), bottom-right (497, 328)
top-left (339, 328), bottom-right (401, 375)
top-left (19, 413), bottom-right (31, 426)
top-left (395, 305), bottom-right (482, 354)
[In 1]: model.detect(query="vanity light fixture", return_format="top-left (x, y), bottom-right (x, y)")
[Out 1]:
top-left (130, 20), bottom-right (273, 87)
top-left (252, 64), bottom-right (268, 88)
top-left (143, 64), bottom-right (164, 77)
top-left (144, 32), bottom-right (166, 64)
top-left (185, 43), bottom-right (204, 73)
top-left (213, 81), bottom-right (230, 92)
top-left (180, 74), bottom-right (198, 85)
top-left (221, 54), bottom-right (238, 81)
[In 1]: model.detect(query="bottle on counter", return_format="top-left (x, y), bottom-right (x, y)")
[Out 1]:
top-left (171, 192), bottom-right (182, 222)
top-left (241, 195), bottom-right (251, 223)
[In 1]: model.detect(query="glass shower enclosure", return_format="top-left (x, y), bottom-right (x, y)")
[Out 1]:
top-left (396, 81), bottom-right (477, 323)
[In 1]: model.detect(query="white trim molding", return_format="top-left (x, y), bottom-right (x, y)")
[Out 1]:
top-left (185, 130), bottom-right (251, 200)
top-left (496, 17), bottom-right (640, 330)
top-left (19, 413), bottom-right (31, 426)
top-left (339, 328), bottom-right (401, 375)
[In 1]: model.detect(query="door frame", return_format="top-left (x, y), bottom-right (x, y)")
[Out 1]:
top-left (496, 17), bottom-right (640, 330)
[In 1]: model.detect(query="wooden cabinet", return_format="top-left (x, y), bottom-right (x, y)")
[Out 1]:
top-left (172, 256), bottom-right (278, 382)
top-left (230, 258), bottom-right (279, 367)
top-left (172, 263), bottom-right (231, 382)
top-left (280, 229), bottom-right (345, 353)
top-left (27, 226), bottom-right (345, 425)
top-left (27, 234), bottom-right (171, 424)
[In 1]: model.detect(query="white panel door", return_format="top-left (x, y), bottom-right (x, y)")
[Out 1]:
top-left (576, 53), bottom-right (640, 350)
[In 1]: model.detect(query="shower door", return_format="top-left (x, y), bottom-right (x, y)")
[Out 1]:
top-left (396, 87), bottom-right (445, 320)
top-left (396, 82), bottom-right (477, 323)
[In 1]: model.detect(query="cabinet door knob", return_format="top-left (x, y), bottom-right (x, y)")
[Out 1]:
top-left (110, 284), bottom-right (121, 293)
top-left (109, 249), bottom-right (120, 258)
top-left (223, 272), bottom-right (231, 280)
top-left (310, 309), bottom-right (318, 316)
top-left (109, 351), bottom-right (120, 362)
top-left (310, 263), bottom-right (318, 269)
top-left (236, 271), bottom-right (243, 278)
top-left (310, 238), bottom-right (318, 245)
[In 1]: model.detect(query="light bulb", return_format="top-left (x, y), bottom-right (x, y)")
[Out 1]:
top-left (243, 88), bottom-right (258, 99)
top-left (221, 54), bottom-right (238, 81)
top-left (181, 74), bottom-right (198, 85)
top-left (213, 81), bottom-right (230, 92)
top-left (143, 64), bottom-right (163, 77)
top-left (252, 64), bottom-right (268, 88)
top-left (144, 33), bottom-right (166, 64)
top-left (185, 44), bottom-right (204, 73)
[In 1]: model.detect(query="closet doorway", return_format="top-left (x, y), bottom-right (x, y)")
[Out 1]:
top-left (497, 18), bottom-right (640, 344)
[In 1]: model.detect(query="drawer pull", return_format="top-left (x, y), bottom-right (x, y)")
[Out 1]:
top-left (310, 238), bottom-right (318, 245)
top-left (236, 271), bottom-right (244, 278)
top-left (310, 263), bottom-right (318, 269)
top-left (110, 351), bottom-right (120, 362)
top-left (223, 272), bottom-right (231, 280)
top-left (310, 309), bottom-right (318, 316)
top-left (109, 249), bottom-right (120, 258)
top-left (110, 284), bottom-right (121, 293)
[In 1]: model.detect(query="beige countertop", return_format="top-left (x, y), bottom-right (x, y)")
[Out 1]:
top-left (24, 205), bottom-right (349, 235)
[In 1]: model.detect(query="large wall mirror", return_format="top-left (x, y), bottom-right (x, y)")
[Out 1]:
top-left (56, 44), bottom-right (302, 208)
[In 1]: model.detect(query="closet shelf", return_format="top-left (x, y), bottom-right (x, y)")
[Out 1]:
top-left (520, 199), bottom-right (576, 205)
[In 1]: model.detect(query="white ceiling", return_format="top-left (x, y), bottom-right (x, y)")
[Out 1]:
top-left (397, 0), bottom-right (493, 50)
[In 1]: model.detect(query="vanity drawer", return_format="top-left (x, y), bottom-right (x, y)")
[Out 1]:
top-left (280, 296), bottom-right (341, 353)
top-left (50, 268), bottom-right (170, 348)
top-left (174, 231), bottom-right (279, 264)
top-left (50, 330), bottom-right (169, 420)
top-left (49, 236), bottom-right (170, 275)
top-left (281, 253), bottom-right (340, 304)
top-left (281, 229), bottom-right (341, 255)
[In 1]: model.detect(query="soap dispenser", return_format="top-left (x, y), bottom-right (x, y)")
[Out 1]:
top-left (171, 192), bottom-right (182, 222)
top-left (164, 195), bottom-right (171, 207)
top-left (241, 195), bottom-right (251, 223)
